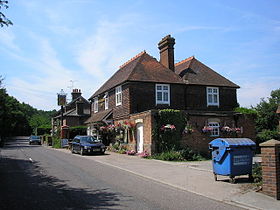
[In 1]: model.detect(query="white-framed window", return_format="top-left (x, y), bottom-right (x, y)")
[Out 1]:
top-left (208, 122), bottom-right (220, 137)
top-left (104, 92), bottom-right (109, 110)
top-left (156, 84), bottom-right (170, 105)
top-left (115, 86), bottom-right (122, 106)
top-left (93, 97), bottom-right (98, 113)
top-left (207, 87), bottom-right (219, 106)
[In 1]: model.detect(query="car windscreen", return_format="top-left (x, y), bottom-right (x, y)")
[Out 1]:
top-left (31, 136), bottom-right (40, 140)
top-left (80, 136), bottom-right (99, 144)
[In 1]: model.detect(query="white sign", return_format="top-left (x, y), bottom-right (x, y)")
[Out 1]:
top-left (233, 155), bottom-right (250, 166)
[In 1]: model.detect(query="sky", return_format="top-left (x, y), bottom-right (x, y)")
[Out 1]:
top-left (0, 0), bottom-right (279, 111)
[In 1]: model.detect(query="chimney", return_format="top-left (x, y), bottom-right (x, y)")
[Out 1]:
top-left (158, 35), bottom-right (175, 71)
top-left (76, 98), bottom-right (84, 115)
top-left (71, 89), bottom-right (82, 101)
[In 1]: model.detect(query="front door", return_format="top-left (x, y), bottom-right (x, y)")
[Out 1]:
top-left (136, 123), bottom-right (144, 153)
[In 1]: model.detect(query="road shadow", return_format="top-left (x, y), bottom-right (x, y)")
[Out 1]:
top-left (0, 156), bottom-right (124, 210)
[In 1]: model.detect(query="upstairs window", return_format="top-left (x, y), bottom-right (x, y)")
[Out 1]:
top-left (93, 97), bottom-right (98, 113)
top-left (208, 122), bottom-right (220, 137)
top-left (104, 92), bottom-right (109, 110)
top-left (156, 84), bottom-right (170, 105)
top-left (115, 86), bottom-right (122, 106)
top-left (207, 87), bottom-right (219, 106)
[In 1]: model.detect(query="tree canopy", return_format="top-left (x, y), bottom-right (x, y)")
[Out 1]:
top-left (0, 76), bottom-right (56, 137)
top-left (255, 88), bottom-right (280, 132)
top-left (0, 1), bottom-right (12, 27)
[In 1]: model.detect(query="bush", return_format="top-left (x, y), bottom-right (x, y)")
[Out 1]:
top-left (234, 107), bottom-right (257, 115)
top-left (52, 136), bottom-right (61, 149)
top-left (37, 125), bottom-right (51, 135)
top-left (150, 148), bottom-right (207, 161)
top-left (179, 148), bottom-right (207, 161)
top-left (252, 163), bottom-right (262, 186)
top-left (155, 109), bottom-right (186, 152)
top-left (256, 129), bottom-right (280, 144)
top-left (69, 126), bottom-right (87, 139)
top-left (152, 150), bottom-right (184, 161)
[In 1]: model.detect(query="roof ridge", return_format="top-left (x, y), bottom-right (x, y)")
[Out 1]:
top-left (175, 56), bottom-right (195, 66)
top-left (119, 51), bottom-right (146, 69)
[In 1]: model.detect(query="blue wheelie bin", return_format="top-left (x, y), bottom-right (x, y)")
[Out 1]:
top-left (209, 138), bottom-right (256, 183)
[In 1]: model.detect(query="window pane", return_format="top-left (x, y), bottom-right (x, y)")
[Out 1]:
top-left (214, 95), bottom-right (218, 103)
top-left (213, 88), bottom-right (217, 93)
top-left (208, 88), bottom-right (212, 93)
top-left (163, 92), bottom-right (168, 101)
top-left (157, 86), bottom-right (162, 90)
top-left (157, 92), bottom-right (162, 101)
top-left (163, 86), bottom-right (168, 90)
top-left (208, 94), bottom-right (213, 103)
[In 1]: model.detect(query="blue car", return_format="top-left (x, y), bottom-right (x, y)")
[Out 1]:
top-left (71, 135), bottom-right (106, 155)
top-left (29, 135), bottom-right (41, 145)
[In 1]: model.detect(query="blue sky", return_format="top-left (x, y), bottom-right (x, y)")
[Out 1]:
top-left (0, 0), bottom-right (279, 110)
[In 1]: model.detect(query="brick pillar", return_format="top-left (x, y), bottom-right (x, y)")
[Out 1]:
top-left (260, 139), bottom-right (280, 199)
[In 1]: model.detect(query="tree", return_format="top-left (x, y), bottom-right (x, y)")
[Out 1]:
top-left (0, 0), bottom-right (12, 27)
top-left (255, 88), bottom-right (280, 132)
top-left (0, 75), bottom-right (56, 137)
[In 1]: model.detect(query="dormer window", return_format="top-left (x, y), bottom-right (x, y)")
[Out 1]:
top-left (156, 84), bottom-right (170, 105)
top-left (93, 97), bottom-right (98, 113)
top-left (104, 92), bottom-right (109, 110)
top-left (115, 86), bottom-right (122, 106)
top-left (207, 87), bottom-right (219, 106)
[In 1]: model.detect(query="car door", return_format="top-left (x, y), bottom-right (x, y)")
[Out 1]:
top-left (73, 138), bottom-right (80, 152)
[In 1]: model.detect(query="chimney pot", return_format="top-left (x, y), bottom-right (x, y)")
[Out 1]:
top-left (71, 88), bottom-right (82, 101)
top-left (158, 35), bottom-right (175, 71)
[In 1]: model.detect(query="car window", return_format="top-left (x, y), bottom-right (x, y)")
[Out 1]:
top-left (80, 136), bottom-right (100, 144)
top-left (73, 138), bottom-right (80, 143)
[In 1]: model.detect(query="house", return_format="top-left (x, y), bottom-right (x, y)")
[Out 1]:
top-left (52, 89), bottom-right (90, 136)
top-left (85, 35), bottom-right (255, 154)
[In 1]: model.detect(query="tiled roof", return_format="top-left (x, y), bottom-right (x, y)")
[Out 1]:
top-left (67, 96), bottom-right (90, 106)
top-left (175, 56), bottom-right (239, 88)
top-left (64, 108), bottom-right (90, 117)
top-left (89, 51), bottom-right (184, 99)
top-left (84, 109), bottom-right (112, 124)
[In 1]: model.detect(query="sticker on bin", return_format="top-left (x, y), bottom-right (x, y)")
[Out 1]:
top-left (233, 155), bottom-right (250, 166)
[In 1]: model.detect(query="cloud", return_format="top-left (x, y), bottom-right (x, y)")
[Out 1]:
top-left (75, 16), bottom-right (141, 80)
top-left (2, 32), bottom-right (78, 110)
top-left (237, 78), bottom-right (280, 108)
top-left (0, 29), bottom-right (21, 53)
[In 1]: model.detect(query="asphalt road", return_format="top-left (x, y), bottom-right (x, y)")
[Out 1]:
top-left (0, 137), bottom-right (244, 210)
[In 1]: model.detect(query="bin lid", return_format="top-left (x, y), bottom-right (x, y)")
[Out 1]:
top-left (209, 138), bottom-right (256, 148)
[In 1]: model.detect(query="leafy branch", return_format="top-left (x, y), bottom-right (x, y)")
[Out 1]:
top-left (0, 0), bottom-right (13, 27)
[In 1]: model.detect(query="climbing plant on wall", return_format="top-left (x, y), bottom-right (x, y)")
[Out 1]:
top-left (155, 109), bottom-right (186, 152)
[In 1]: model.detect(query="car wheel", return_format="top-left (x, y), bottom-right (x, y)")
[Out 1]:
top-left (71, 147), bottom-right (75, 154)
top-left (80, 147), bottom-right (84, 156)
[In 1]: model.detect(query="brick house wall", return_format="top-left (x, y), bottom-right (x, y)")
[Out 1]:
top-left (129, 82), bottom-right (185, 113)
top-left (113, 110), bottom-right (156, 154)
top-left (185, 85), bottom-right (238, 111)
top-left (181, 113), bottom-right (256, 154)
top-left (91, 82), bottom-right (185, 119)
